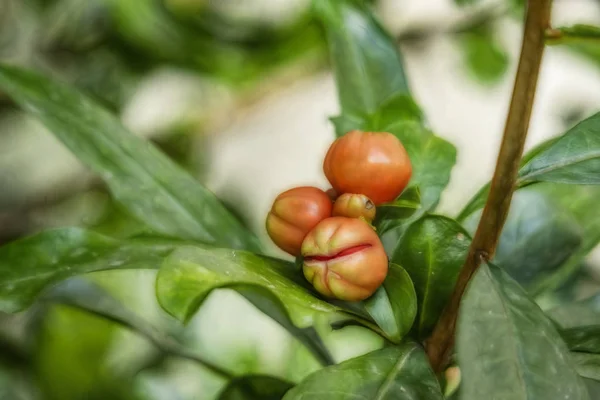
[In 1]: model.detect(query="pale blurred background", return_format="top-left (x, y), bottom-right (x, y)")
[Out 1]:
top-left (1, 0), bottom-right (600, 398)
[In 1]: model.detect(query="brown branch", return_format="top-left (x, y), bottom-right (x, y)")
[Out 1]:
top-left (425, 0), bottom-right (552, 372)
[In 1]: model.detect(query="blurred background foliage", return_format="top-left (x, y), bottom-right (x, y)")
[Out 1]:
top-left (1, 0), bottom-right (600, 399)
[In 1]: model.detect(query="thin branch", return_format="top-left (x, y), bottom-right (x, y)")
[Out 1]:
top-left (425, 0), bottom-right (553, 372)
top-left (545, 25), bottom-right (600, 45)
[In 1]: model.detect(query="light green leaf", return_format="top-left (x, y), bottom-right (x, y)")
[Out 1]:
top-left (457, 262), bottom-right (589, 399)
top-left (518, 112), bottom-right (600, 185)
top-left (363, 264), bottom-right (417, 342)
top-left (0, 228), bottom-right (176, 313)
top-left (458, 27), bottom-right (509, 84)
top-left (156, 247), bottom-right (338, 366)
top-left (283, 342), bottom-right (443, 400)
top-left (392, 216), bottom-right (470, 338)
top-left (0, 64), bottom-right (260, 251)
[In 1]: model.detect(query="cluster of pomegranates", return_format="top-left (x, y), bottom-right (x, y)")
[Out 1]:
top-left (266, 130), bottom-right (412, 302)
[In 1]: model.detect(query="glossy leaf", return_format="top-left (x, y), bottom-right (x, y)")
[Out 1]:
top-left (561, 325), bottom-right (600, 354)
top-left (0, 228), bottom-right (176, 313)
top-left (392, 216), bottom-right (470, 338)
top-left (40, 278), bottom-right (233, 378)
top-left (547, 293), bottom-right (600, 329)
top-left (571, 353), bottom-right (600, 382)
top-left (457, 262), bottom-right (589, 399)
top-left (518, 112), bottom-right (600, 185)
top-left (462, 189), bottom-right (582, 288)
top-left (363, 264), bottom-right (417, 342)
top-left (156, 247), bottom-right (337, 366)
top-left (0, 65), bottom-right (260, 251)
top-left (217, 375), bottom-right (294, 400)
top-left (283, 342), bottom-right (443, 400)
top-left (314, 0), bottom-right (409, 117)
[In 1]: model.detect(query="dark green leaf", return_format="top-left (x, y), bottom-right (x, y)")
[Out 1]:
top-left (457, 262), bottom-right (589, 399)
top-left (40, 278), bottom-right (233, 378)
top-left (547, 293), bottom-right (600, 329)
top-left (518, 112), bottom-right (600, 185)
top-left (561, 325), bottom-right (600, 354)
top-left (218, 375), bottom-right (294, 400)
top-left (392, 216), bottom-right (470, 338)
top-left (283, 342), bottom-right (443, 400)
top-left (0, 65), bottom-right (260, 251)
top-left (462, 189), bottom-right (582, 288)
top-left (156, 247), bottom-right (337, 366)
top-left (375, 187), bottom-right (421, 228)
top-left (363, 264), bottom-right (417, 342)
top-left (315, 0), bottom-right (409, 117)
top-left (571, 353), bottom-right (600, 382)
top-left (0, 228), bottom-right (176, 313)
top-left (529, 184), bottom-right (600, 294)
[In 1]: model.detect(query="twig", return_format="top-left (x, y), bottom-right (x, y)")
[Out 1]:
top-left (425, 0), bottom-right (553, 372)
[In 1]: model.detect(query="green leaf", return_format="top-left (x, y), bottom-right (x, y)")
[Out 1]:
top-left (0, 65), bottom-right (260, 251)
top-left (217, 375), bottom-right (294, 400)
top-left (283, 342), bottom-right (443, 400)
top-left (547, 25), bottom-right (600, 45)
top-left (547, 293), bottom-right (600, 329)
top-left (363, 264), bottom-right (417, 342)
top-left (458, 27), bottom-right (509, 84)
top-left (392, 216), bottom-right (470, 338)
top-left (571, 353), bottom-right (600, 382)
top-left (314, 0), bottom-right (410, 117)
top-left (518, 112), bottom-right (600, 185)
top-left (40, 278), bottom-right (233, 378)
top-left (462, 189), bottom-right (583, 289)
top-left (457, 262), bottom-right (589, 399)
top-left (156, 247), bottom-right (337, 366)
top-left (561, 325), bottom-right (600, 354)
top-left (375, 187), bottom-right (422, 224)
top-left (0, 228), bottom-right (176, 313)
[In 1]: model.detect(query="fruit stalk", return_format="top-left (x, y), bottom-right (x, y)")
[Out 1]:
top-left (425, 0), bottom-right (553, 372)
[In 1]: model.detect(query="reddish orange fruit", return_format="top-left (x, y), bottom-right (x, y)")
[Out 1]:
top-left (266, 186), bottom-right (332, 256)
top-left (301, 217), bottom-right (388, 301)
top-left (323, 130), bottom-right (412, 205)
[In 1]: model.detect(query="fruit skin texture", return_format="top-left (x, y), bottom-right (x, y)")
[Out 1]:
top-left (266, 186), bottom-right (333, 257)
top-left (332, 193), bottom-right (376, 223)
top-left (323, 130), bottom-right (412, 205)
top-left (301, 217), bottom-right (388, 301)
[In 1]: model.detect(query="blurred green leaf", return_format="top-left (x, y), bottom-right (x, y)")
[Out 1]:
top-left (462, 189), bottom-right (583, 289)
top-left (392, 216), bottom-right (470, 338)
top-left (362, 264), bottom-right (417, 342)
top-left (217, 375), bottom-right (293, 400)
top-left (0, 228), bottom-right (176, 313)
top-left (458, 27), bottom-right (509, 84)
top-left (571, 353), bottom-right (600, 382)
top-left (283, 342), bottom-right (443, 400)
top-left (528, 184), bottom-right (600, 294)
top-left (519, 112), bottom-right (600, 185)
top-left (156, 247), bottom-right (337, 366)
top-left (315, 0), bottom-right (409, 118)
top-left (457, 262), bottom-right (589, 399)
top-left (0, 65), bottom-right (261, 251)
top-left (561, 325), bottom-right (600, 354)
top-left (547, 25), bottom-right (600, 45)
top-left (41, 278), bottom-right (235, 378)
top-left (547, 293), bottom-right (600, 329)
